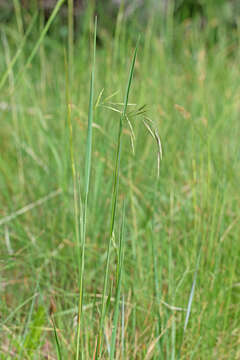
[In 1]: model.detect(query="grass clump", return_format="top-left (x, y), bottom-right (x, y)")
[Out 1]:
top-left (0, 3), bottom-right (240, 359)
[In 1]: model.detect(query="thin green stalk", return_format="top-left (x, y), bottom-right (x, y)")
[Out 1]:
top-left (149, 176), bottom-right (162, 357)
top-left (68, 0), bottom-right (74, 81)
top-left (151, 230), bottom-right (162, 356)
top-left (52, 316), bottom-right (63, 360)
top-left (2, 30), bottom-right (24, 188)
top-left (13, 0), bottom-right (24, 37)
top-left (18, 280), bottom-right (39, 359)
top-left (178, 253), bottom-right (201, 359)
top-left (184, 253), bottom-right (201, 333)
top-left (39, 9), bottom-right (47, 102)
top-left (110, 204), bottom-right (125, 359)
top-left (65, 49), bottom-right (80, 258)
top-left (0, 12), bottom-right (38, 91)
top-left (96, 39), bottom-right (139, 358)
top-left (65, 50), bottom-right (81, 357)
top-left (121, 295), bottom-right (125, 359)
top-left (76, 17), bottom-right (97, 360)
top-left (16, 0), bottom-right (66, 85)
top-left (2, 294), bottom-right (38, 326)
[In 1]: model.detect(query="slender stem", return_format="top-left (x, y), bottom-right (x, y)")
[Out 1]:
top-left (96, 39), bottom-right (139, 358)
top-left (68, 0), bottom-right (74, 82)
top-left (76, 17), bottom-right (97, 360)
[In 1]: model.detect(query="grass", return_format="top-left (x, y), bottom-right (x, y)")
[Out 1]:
top-left (1, 3), bottom-right (240, 359)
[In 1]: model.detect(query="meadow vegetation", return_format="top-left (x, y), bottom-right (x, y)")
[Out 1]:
top-left (0, 1), bottom-right (240, 358)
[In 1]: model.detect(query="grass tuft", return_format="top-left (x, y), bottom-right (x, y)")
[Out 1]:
top-left (1, 5), bottom-right (240, 359)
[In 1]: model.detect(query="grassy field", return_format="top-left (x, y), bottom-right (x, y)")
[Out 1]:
top-left (1, 2), bottom-right (240, 359)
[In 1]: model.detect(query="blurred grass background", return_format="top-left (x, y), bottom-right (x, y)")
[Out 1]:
top-left (0, 0), bottom-right (240, 358)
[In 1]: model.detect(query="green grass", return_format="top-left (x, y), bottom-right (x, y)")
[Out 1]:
top-left (1, 4), bottom-right (240, 359)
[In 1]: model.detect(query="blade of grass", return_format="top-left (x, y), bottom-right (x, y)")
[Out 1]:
top-left (0, 189), bottom-right (62, 227)
top-left (51, 316), bottom-right (63, 360)
top-left (76, 16), bottom-right (97, 360)
top-left (17, 280), bottom-right (39, 358)
top-left (65, 49), bottom-right (81, 357)
top-left (13, 0), bottom-right (24, 37)
top-left (178, 252), bottom-right (201, 358)
top-left (0, 11), bottom-right (38, 91)
top-left (96, 38), bottom-right (139, 359)
top-left (26, 0), bottom-right (66, 67)
top-left (110, 203), bottom-right (125, 359)
top-left (22, 280), bottom-right (39, 343)
top-left (68, 0), bottom-right (74, 81)
top-left (151, 229), bottom-right (162, 356)
top-left (2, 294), bottom-right (38, 326)
top-left (121, 295), bottom-right (125, 359)
top-left (15, 0), bottom-right (66, 86)
top-left (1, 30), bottom-right (25, 188)
top-left (184, 253), bottom-right (200, 333)
top-left (150, 177), bottom-right (163, 357)
top-left (65, 47), bottom-right (79, 253)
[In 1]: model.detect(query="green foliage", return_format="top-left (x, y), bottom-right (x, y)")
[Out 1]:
top-left (0, 2), bottom-right (240, 359)
top-left (24, 306), bottom-right (45, 356)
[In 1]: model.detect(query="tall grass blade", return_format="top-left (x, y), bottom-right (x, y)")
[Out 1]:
top-left (64, 49), bottom-right (79, 249)
top-left (52, 316), bottom-right (63, 360)
top-left (184, 253), bottom-right (200, 332)
top-left (68, 0), bottom-right (74, 81)
top-left (121, 295), bottom-right (125, 359)
top-left (84, 18), bottom-right (97, 202)
top-left (22, 281), bottom-right (39, 343)
top-left (151, 230), bottom-right (162, 355)
top-left (96, 38), bottom-right (139, 359)
top-left (178, 252), bottom-right (201, 358)
top-left (65, 50), bottom-right (80, 358)
top-left (13, 0), bottom-right (24, 36)
top-left (17, 281), bottom-right (39, 358)
top-left (76, 16), bottom-right (97, 360)
top-left (110, 203), bottom-right (125, 359)
top-left (150, 177), bottom-right (162, 356)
